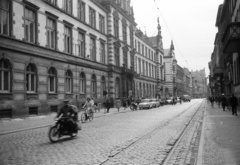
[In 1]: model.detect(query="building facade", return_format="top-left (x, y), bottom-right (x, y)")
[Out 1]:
top-left (0, 0), bottom-right (166, 118)
top-left (176, 64), bottom-right (185, 96)
top-left (163, 41), bottom-right (177, 98)
top-left (209, 0), bottom-right (240, 100)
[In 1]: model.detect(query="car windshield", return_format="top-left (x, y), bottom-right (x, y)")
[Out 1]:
top-left (141, 99), bottom-right (150, 103)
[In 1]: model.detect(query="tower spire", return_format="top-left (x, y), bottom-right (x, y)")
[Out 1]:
top-left (157, 17), bottom-right (161, 36)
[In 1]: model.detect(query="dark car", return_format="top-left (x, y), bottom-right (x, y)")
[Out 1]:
top-left (182, 95), bottom-right (191, 102)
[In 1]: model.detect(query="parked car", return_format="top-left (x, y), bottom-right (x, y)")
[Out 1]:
top-left (166, 97), bottom-right (173, 104)
top-left (139, 99), bottom-right (153, 109)
top-left (150, 99), bottom-right (160, 108)
top-left (159, 98), bottom-right (166, 106)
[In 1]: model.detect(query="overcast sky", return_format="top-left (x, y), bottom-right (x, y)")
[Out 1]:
top-left (131, 0), bottom-right (222, 76)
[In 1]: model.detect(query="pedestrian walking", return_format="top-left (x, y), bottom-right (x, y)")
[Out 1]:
top-left (230, 94), bottom-right (238, 116)
top-left (220, 94), bottom-right (227, 111)
top-left (210, 96), bottom-right (214, 108)
top-left (105, 98), bottom-right (111, 113)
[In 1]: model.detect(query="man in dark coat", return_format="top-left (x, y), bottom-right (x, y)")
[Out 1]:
top-left (230, 94), bottom-right (238, 116)
top-left (220, 94), bottom-right (227, 111)
top-left (105, 98), bottom-right (111, 113)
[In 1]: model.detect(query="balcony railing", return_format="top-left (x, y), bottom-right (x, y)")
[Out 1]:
top-left (222, 22), bottom-right (240, 53)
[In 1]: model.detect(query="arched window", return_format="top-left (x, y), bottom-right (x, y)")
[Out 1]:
top-left (26, 63), bottom-right (37, 93)
top-left (115, 77), bottom-right (120, 98)
top-left (101, 76), bottom-right (106, 96)
top-left (79, 72), bottom-right (85, 94)
top-left (65, 70), bottom-right (72, 93)
top-left (91, 74), bottom-right (97, 98)
top-left (0, 58), bottom-right (11, 92)
top-left (48, 67), bottom-right (57, 93)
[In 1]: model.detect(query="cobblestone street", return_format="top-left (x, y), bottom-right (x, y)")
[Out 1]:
top-left (0, 99), bottom-right (204, 165)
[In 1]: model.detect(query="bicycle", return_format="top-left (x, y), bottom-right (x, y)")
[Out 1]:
top-left (81, 108), bottom-right (94, 123)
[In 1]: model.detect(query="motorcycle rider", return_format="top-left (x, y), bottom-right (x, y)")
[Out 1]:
top-left (56, 100), bottom-right (78, 131)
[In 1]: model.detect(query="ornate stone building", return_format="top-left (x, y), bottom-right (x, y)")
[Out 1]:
top-left (0, 0), bottom-right (165, 118)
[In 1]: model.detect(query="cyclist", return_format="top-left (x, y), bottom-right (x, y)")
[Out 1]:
top-left (82, 98), bottom-right (93, 117)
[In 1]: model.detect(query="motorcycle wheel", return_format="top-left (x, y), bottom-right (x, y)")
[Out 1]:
top-left (89, 112), bottom-right (94, 121)
top-left (48, 126), bottom-right (59, 143)
top-left (81, 113), bottom-right (86, 123)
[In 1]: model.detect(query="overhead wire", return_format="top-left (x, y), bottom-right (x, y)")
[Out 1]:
top-left (153, 0), bottom-right (189, 68)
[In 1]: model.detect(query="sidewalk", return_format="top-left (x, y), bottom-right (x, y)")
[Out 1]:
top-left (0, 107), bottom-right (131, 135)
top-left (197, 102), bottom-right (240, 165)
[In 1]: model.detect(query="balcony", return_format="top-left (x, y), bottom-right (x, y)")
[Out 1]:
top-left (222, 22), bottom-right (240, 53)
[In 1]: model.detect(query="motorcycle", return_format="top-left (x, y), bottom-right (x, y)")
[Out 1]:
top-left (48, 116), bottom-right (78, 143)
top-left (130, 102), bottom-right (138, 111)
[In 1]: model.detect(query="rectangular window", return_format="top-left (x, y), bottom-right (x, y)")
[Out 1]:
top-left (24, 8), bottom-right (36, 43)
top-left (64, 26), bottom-right (72, 54)
top-left (142, 45), bottom-right (144, 56)
top-left (145, 48), bottom-right (148, 58)
top-left (99, 14), bottom-right (105, 33)
top-left (123, 51), bottom-right (127, 67)
top-left (114, 17), bottom-right (119, 38)
top-left (77, 0), bottom-right (85, 22)
top-left (122, 23), bottom-right (127, 42)
top-left (100, 42), bottom-right (105, 64)
top-left (0, 0), bottom-right (9, 36)
top-left (78, 32), bottom-right (85, 57)
top-left (0, 109), bottom-right (12, 118)
top-left (0, 70), bottom-right (10, 92)
top-left (138, 58), bottom-right (141, 74)
top-left (138, 41), bottom-right (140, 53)
top-left (29, 107), bottom-right (38, 115)
top-left (89, 7), bottom-right (96, 28)
top-left (63, 0), bottom-right (72, 14)
top-left (79, 75), bottom-right (85, 94)
top-left (142, 61), bottom-right (145, 75)
top-left (90, 37), bottom-right (96, 61)
top-left (50, 105), bottom-right (58, 113)
top-left (130, 28), bottom-right (134, 47)
top-left (46, 18), bottom-right (56, 49)
top-left (146, 62), bottom-right (148, 77)
top-left (115, 47), bottom-right (120, 66)
top-left (149, 64), bottom-right (151, 78)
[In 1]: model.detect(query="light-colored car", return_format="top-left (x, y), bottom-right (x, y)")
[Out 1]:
top-left (150, 99), bottom-right (160, 107)
top-left (139, 99), bottom-right (153, 109)
top-left (166, 97), bottom-right (173, 104)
